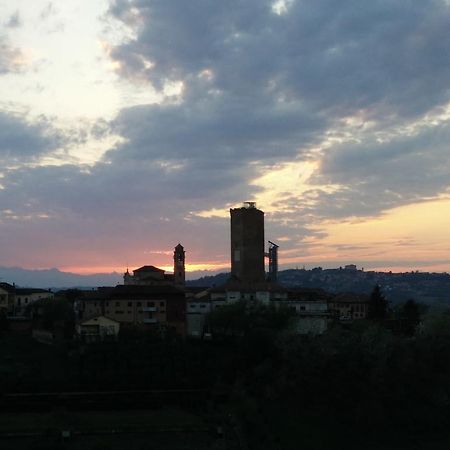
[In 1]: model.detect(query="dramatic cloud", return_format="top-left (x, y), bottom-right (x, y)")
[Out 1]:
top-left (2, 0), bottom-right (450, 272)
top-left (109, 0), bottom-right (450, 117)
top-left (0, 158), bottom-right (233, 269)
top-left (105, 0), bottom-right (450, 217)
top-left (310, 122), bottom-right (450, 218)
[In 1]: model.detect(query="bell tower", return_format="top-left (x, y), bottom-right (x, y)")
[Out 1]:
top-left (174, 243), bottom-right (185, 285)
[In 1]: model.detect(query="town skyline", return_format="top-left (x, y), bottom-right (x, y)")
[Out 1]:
top-left (1, 0), bottom-right (450, 275)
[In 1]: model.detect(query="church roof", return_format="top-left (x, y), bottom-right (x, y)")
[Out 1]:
top-left (133, 265), bottom-right (165, 273)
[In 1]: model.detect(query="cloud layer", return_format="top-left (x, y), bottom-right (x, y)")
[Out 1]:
top-left (1, 0), bottom-right (450, 271)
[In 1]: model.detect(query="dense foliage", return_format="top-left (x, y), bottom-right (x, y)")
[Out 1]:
top-left (3, 303), bottom-right (450, 448)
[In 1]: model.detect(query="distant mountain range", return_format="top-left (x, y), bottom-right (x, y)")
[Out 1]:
top-left (0, 267), bottom-right (122, 289)
top-left (0, 266), bottom-right (226, 290)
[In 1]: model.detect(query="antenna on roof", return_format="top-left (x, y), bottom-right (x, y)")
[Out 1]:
top-left (267, 240), bottom-right (279, 282)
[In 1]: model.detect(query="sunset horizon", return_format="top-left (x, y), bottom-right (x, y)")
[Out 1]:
top-left (1, 0), bottom-right (450, 278)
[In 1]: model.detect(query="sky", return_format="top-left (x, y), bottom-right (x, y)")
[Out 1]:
top-left (1, 0), bottom-right (450, 277)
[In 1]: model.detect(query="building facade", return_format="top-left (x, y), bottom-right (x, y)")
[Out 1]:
top-left (0, 282), bottom-right (53, 316)
top-left (328, 292), bottom-right (369, 321)
top-left (77, 284), bottom-right (186, 336)
top-left (14, 289), bottom-right (54, 316)
top-left (76, 316), bottom-right (120, 343)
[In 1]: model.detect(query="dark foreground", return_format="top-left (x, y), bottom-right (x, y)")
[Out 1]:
top-left (3, 306), bottom-right (450, 450)
top-left (0, 408), bottom-right (233, 450)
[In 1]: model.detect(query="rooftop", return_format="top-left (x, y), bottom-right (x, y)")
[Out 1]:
top-left (133, 265), bottom-right (165, 274)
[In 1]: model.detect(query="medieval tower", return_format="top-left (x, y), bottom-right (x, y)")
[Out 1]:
top-left (230, 202), bottom-right (265, 283)
top-left (173, 243), bottom-right (186, 285)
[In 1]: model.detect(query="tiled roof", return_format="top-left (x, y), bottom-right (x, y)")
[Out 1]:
top-left (15, 288), bottom-right (52, 295)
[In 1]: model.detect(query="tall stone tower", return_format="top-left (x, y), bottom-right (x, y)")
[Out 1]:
top-left (230, 202), bottom-right (265, 283)
top-left (173, 243), bottom-right (185, 285)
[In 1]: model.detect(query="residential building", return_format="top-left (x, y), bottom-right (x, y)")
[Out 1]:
top-left (14, 288), bottom-right (54, 316)
top-left (186, 289), bottom-right (211, 338)
top-left (0, 282), bottom-right (53, 316)
top-left (0, 282), bottom-right (15, 314)
top-left (272, 288), bottom-right (332, 335)
top-left (76, 316), bottom-right (120, 343)
top-left (76, 284), bottom-right (186, 336)
top-left (328, 292), bottom-right (369, 321)
top-left (209, 280), bottom-right (288, 305)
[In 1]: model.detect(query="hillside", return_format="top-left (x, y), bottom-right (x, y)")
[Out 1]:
top-left (188, 268), bottom-right (450, 304)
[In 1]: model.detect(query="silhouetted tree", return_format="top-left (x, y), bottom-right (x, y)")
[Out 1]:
top-left (368, 285), bottom-right (388, 321)
top-left (399, 299), bottom-right (420, 335)
top-left (27, 298), bottom-right (75, 337)
top-left (58, 288), bottom-right (83, 303)
top-left (209, 301), bottom-right (295, 338)
top-left (401, 299), bottom-right (420, 323)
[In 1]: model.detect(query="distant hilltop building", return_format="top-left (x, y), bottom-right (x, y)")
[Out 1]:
top-left (344, 264), bottom-right (357, 271)
top-left (123, 244), bottom-right (186, 286)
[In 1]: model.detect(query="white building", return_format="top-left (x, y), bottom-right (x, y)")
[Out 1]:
top-left (14, 288), bottom-right (54, 316)
top-left (186, 290), bottom-right (212, 338)
top-left (187, 281), bottom-right (332, 337)
top-left (76, 315), bottom-right (120, 343)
